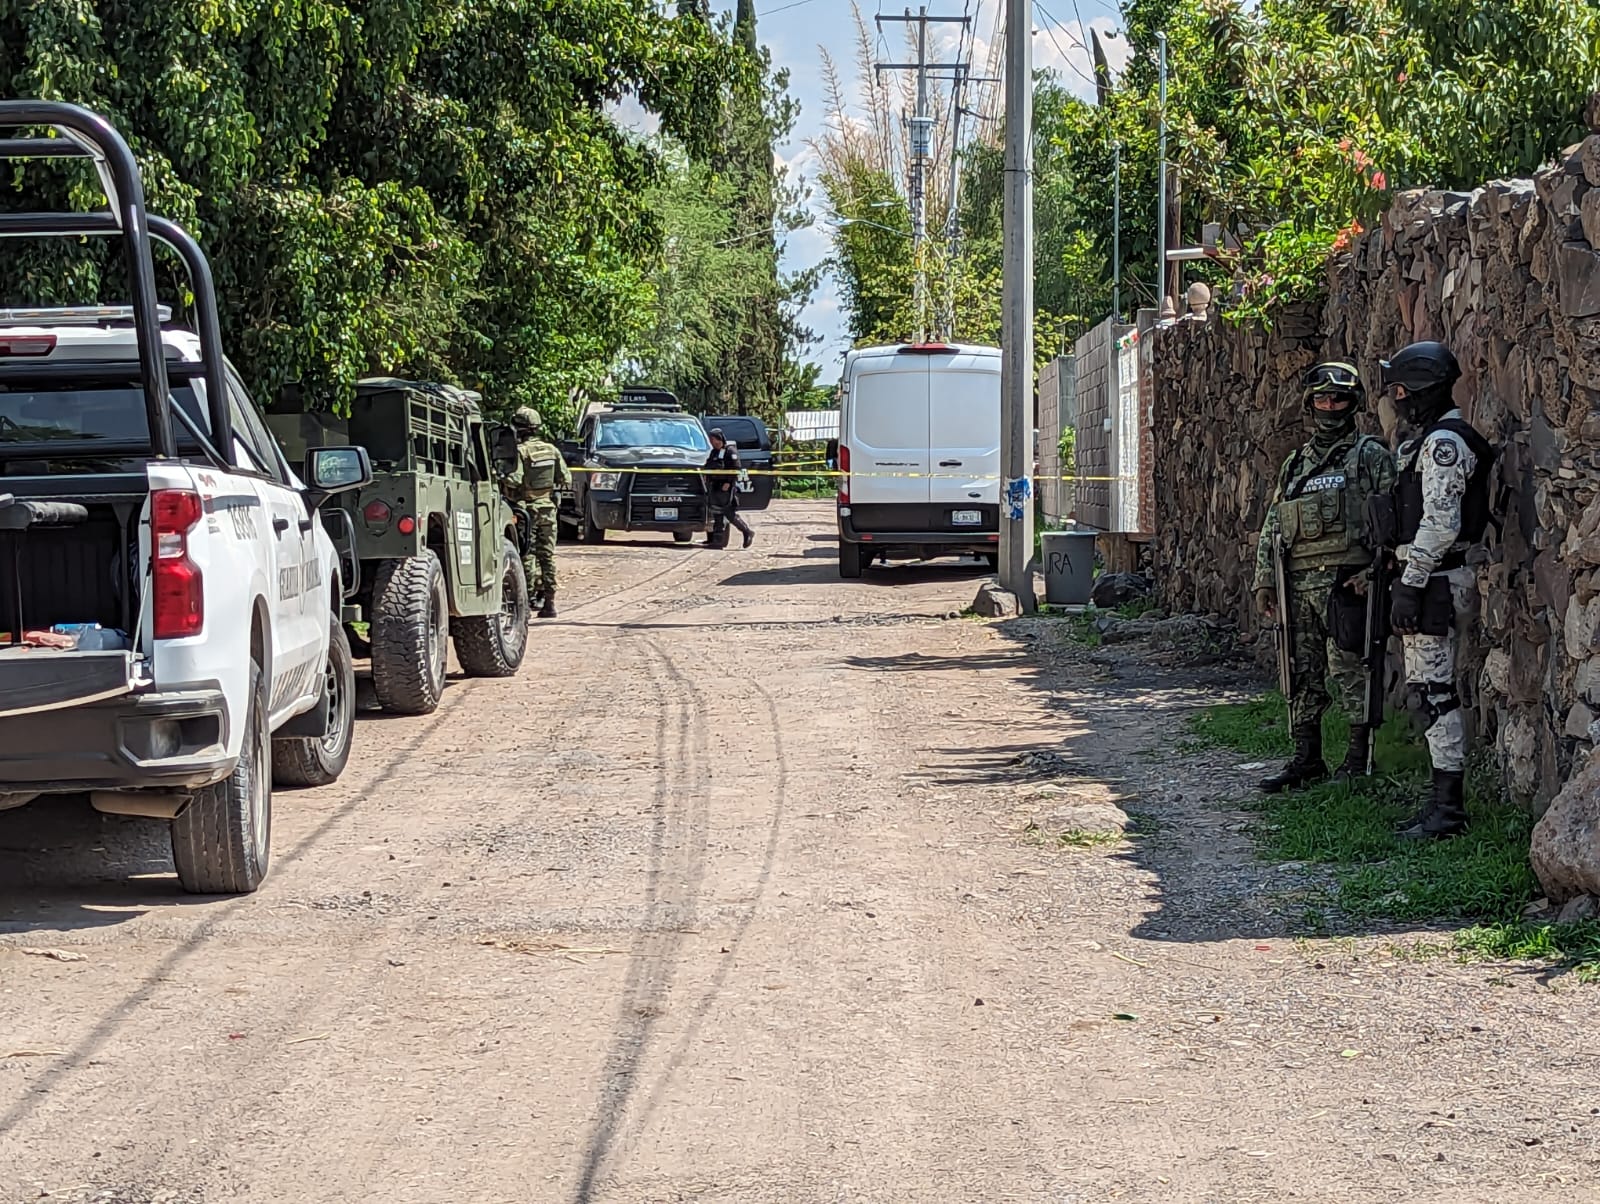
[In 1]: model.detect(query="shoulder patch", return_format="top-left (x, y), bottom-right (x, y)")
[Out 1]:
top-left (1431, 439), bottom-right (1460, 467)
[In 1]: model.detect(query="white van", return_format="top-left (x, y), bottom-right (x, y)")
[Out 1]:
top-left (834, 342), bottom-right (1002, 578)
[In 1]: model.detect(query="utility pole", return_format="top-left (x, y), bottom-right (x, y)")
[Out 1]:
top-left (1112, 140), bottom-right (1121, 321)
top-left (999, 0), bottom-right (1033, 609)
top-left (1156, 30), bottom-right (1170, 316)
top-left (876, 7), bottom-right (969, 343)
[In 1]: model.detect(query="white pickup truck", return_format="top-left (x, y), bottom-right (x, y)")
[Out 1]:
top-left (0, 101), bottom-right (372, 894)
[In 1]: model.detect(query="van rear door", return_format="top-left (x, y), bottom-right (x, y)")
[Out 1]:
top-left (845, 354), bottom-right (929, 511)
top-left (927, 350), bottom-right (1001, 524)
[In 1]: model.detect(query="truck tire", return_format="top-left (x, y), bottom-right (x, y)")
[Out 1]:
top-left (582, 504), bottom-right (606, 544)
top-left (370, 551), bottom-right (449, 715)
top-left (271, 617), bottom-right (356, 787)
top-left (455, 539), bottom-right (530, 677)
top-left (173, 662), bottom-right (270, 894)
top-left (673, 531), bottom-right (693, 544)
top-left (839, 540), bottom-right (863, 579)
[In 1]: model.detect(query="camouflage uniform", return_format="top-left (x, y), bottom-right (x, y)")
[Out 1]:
top-left (1394, 412), bottom-right (1483, 774)
top-left (1253, 433), bottom-right (1396, 731)
top-left (503, 407), bottom-right (570, 616)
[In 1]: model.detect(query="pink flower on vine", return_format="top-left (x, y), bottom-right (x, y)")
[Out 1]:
top-left (1371, 171), bottom-right (1388, 190)
top-left (1396, 71), bottom-right (1409, 84)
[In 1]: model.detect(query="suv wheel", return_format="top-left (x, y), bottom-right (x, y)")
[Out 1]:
top-left (370, 550), bottom-right (449, 715)
top-left (582, 504), bottom-right (606, 543)
top-left (455, 538), bottom-right (530, 677)
top-left (271, 616), bottom-right (356, 787)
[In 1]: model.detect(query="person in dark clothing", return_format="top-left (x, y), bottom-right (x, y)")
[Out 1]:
top-left (704, 428), bottom-right (754, 548)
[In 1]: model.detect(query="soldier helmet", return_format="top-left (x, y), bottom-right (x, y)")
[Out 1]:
top-left (512, 406), bottom-right (542, 433)
top-left (1380, 341), bottom-right (1460, 424)
top-left (1379, 341), bottom-right (1460, 394)
top-left (1301, 361), bottom-right (1364, 408)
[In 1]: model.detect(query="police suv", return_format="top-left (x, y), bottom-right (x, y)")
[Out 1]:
top-left (0, 102), bottom-right (371, 894)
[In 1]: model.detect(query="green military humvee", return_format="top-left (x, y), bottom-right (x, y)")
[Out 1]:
top-left (266, 378), bottom-right (529, 715)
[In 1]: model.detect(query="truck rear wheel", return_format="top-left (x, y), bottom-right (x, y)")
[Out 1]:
top-left (455, 538), bottom-right (530, 677)
top-left (173, 661), bottom-right (270, 894)
top-left (839, 540), bottom-right (863, 579)
top-left (271, 617), bottom-right (355, 787)
top-left (370, 551), bottom-right (449, 715)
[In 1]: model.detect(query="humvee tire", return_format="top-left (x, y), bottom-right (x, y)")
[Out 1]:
top-left (370, 551), bottom-right (449, 715)
top-left (456, 539), bottom-right (530, 677)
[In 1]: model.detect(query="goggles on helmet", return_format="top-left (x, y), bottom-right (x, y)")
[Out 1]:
top-left (1302, 362), bottom-right (1362, 397)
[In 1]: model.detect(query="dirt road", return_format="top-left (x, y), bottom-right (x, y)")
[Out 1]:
top-left (2, 501), bottom-right (1596, 1203)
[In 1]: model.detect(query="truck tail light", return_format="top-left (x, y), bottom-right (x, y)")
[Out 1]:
top-left (362, 499), bottom-right (392, 529)
top-left (152, 489), bottom-right (204, 639)
top-left (837, 445), bottom-right (850, 505)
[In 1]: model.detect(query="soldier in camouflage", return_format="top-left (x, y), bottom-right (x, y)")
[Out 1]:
top-left (1379, 341), bottom-right (1494, 839)
top-left (505, 406), bottom-right (571, 620)
top-left (1253, 362), bottom-right (1397, 792)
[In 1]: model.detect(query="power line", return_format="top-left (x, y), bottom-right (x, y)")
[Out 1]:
top-left (1033, 1), bottom-right (1102, 92)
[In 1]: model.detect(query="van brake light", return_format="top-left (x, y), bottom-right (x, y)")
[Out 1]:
top-left (837, 445), bottom-right (851, 506)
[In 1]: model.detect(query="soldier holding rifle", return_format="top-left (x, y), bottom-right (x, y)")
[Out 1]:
top-left (1252, 362), bottom-right (1396, 792)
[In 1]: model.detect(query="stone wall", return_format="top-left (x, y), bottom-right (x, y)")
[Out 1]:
top-left (1150, 132), bottom-right (1600, 808)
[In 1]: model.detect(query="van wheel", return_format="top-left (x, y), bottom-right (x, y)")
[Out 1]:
top-left (673, 531), bottom-right (693, 544)
top-left (839, 541), bottom-right (863, 579)
top-left (173, 661), bottom-right (270, 894)
top-left (370, 551), bottom-right (449, 715)
top-left (455, 539), bottom-right (530, 677)
top-left (271, 617), bottom-right (355, 788)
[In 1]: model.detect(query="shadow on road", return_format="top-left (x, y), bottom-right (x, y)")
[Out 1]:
top-left (718, 559), bottom-right (992, 589)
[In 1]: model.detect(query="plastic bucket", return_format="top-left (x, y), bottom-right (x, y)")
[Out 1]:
top-left (1039, 530), bottom-right (1097, 605)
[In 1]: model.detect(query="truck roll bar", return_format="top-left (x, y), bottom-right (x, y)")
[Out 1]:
top-left (0, 101), bottom-right (234, 464)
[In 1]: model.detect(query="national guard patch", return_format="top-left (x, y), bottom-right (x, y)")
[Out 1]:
top-left (1431, 439), bottom-right (1460, 467)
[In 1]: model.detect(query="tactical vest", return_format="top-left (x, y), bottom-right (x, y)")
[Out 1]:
top-left (518, 439), bottom-right (559, 493)
top-left (1395, 417), bottom-right (1494, 550)
top-left (1274, 435), bottom-right (1383, 572)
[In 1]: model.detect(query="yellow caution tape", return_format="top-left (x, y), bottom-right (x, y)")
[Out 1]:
top-left (566, 465), bottom-right (1133, 482)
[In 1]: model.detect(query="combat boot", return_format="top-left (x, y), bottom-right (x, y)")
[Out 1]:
top-left (1400, 770), bottom-right (1467, 840)
top-left (1258, 724), bottom-right (1326, 793)
top-left (538, 593), bottom-right (557, 620)
top-left (1330, 724), bottom-right (1371, 783)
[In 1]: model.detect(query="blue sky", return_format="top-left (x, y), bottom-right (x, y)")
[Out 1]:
top-left (621, 0), bottom-right (1131, 379)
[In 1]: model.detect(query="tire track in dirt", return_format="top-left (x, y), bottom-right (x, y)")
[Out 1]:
top-left (608, 677), bottom-right (790, 1172)
top-left (570, 634), bottom-right (713, 1203)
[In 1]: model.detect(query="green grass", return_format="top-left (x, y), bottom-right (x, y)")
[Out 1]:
top-left (1036, 600), bottom-right (1159, 647)
top-left (1056, 828), bottom-right (1126, 850)
top-left (1188, 694), bottom-right (1600, 980)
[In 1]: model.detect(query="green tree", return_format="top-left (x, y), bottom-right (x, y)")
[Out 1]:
top-left (0, 0), bottom-right (740, 425)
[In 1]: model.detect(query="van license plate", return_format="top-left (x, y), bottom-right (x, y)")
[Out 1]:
top-left (655, 507), bottom-right (679, 521)
top-left (952, 510), bottom-right (982, 525)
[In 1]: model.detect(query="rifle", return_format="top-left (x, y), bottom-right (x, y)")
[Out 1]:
top-left (1361, 553), bottom-right (1392, 775)
top-left (1272, 531), bottom-right (1293, 701)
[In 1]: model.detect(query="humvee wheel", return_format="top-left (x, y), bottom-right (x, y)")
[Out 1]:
top-left (370, 551), bottom-right (449, 715)
top-left (456, 538), bottom-right (530, 677)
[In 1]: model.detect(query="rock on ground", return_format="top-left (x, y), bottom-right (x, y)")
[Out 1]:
top-left (1530, 756), bottom-right (1600, 901)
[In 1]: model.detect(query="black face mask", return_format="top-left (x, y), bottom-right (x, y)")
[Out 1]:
top-left (1309, 394), bottom-right (1357, 439)
top-left (1395, 383), bottom-right (1452, 429)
